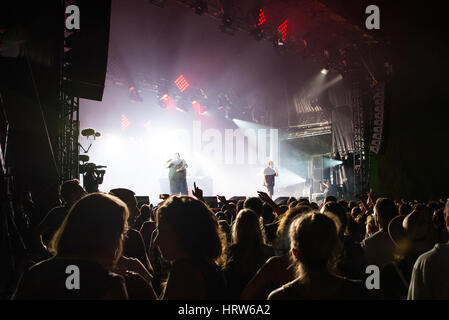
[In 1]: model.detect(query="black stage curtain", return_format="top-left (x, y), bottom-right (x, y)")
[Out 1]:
top-left (331, 105), bottom-right (353, 158)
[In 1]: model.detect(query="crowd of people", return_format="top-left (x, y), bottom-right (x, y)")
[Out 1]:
top-left (6, 179), bottom-right (449, 300)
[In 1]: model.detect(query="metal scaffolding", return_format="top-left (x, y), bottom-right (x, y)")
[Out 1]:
top-left (352, 74), bottom-right (366, 196)
top-left (57, 93), bottom-right (79, 182)
top-left (56, 0), bottom-right (80, 182)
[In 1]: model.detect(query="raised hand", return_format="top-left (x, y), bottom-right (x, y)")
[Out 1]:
top-left (217, 195), bottom-right (227, 204)
top-left (257, 191), bottom-right (271, 203)
top-left (192, 182), bottom-right (204, 201)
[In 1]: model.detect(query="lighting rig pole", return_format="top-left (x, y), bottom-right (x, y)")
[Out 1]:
top-left (57, 0), bottom-right (80, 183)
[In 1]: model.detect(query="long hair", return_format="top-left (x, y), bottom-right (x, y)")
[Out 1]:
top-left (231, 209), bottom-right (266, 249)
top-left (50, 193), bottom-right (129, 266)
top-left (225, 209), bottom-right (267, 275)
top-left (289, 212), bottom-right (341, 280)
top-left (156, 195), bottom-right (227, 266)
top-left (276, 205), bottom-right (312, 254)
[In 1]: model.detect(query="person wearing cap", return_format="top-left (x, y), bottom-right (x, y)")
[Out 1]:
top-left (380, 205), bottom-right (438, 299)
top-left (407, 199), bottom-right (449, 300)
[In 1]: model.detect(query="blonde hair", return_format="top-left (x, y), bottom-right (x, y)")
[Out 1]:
top-left (289, 211), bottom-right (341, 279)
top-left (276, 206), bottom-right (312, 254)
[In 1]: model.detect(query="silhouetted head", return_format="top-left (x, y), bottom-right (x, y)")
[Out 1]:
top-left (262, 203), bottom-right (275, 224)
top-left (277, 205), bottom-right (312, 254)
top-left (348, 201), bottom-right (358, 211)
top-left (109, 188), bottom-right (139, 226)
top-left (351, 207), bottom-right (362, 219)
top-left (325, 195), bottom-right (337, 203)
top-left (289, 212), bottom-right (341, 278)
top-left (320, 201), bottom-right (348, 237)
top-left (399, 203), bottom-right (412, 216)
top-left (59, 179), bottom-right (86, 207)
top-left (337, 200), bottom-right (349, 212)
top-left (50, 193), bottom-right (129, 268)
top-left (155, 195), bottom-right (225, 265)
top-left (244, 197), bottom-right (263, 217)
top-left (231, 209), bottom-right (266, 248)
top-left (374, 198), bottom-right (398, 230)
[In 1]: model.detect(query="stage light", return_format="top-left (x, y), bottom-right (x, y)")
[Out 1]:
top-left (192, 100), bottom-right (207, 115)
top-left (192, 1), bottom-right (208, 15)
top-left (258, 9), bottom-right (266, 26)
top-left (272, 38), bottom-right (285, 48)
top-left (232, 118), bottom-right (270, 130)
top-left (174, 75), bottom-right (190, 92)
top-left (129, 85), bottom-right (143, 102)
top-left (321, 68), bottom-right (329, 75)
top-left (158, 93), bottom-right (170, 108)
top-left (328, 158), bottom-right (343, 166)
top-left (278, 20), bottom-right (287, 41)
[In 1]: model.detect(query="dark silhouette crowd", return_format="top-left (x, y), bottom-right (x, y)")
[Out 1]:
top-left (5, 179), bottom-right (449, 300)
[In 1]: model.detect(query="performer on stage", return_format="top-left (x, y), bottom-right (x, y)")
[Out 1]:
top-left (165, 153), bottom-right (188, 195)
top-left (320, 179), bottom-right (338, 199)
top-left (263, 161), bottom-right (278, 198)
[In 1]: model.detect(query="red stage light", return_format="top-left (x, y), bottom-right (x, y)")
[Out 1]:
top-left (258, 9), bottom-right (266, 26)
top-left (192, 100), bottom-right (198, 104)
top-left (162, 93), bottom-right (169, 99)
top-left (278, 20), bottom-right (287, 41)
top-left (174, 75), bottom-right (190, 92)
top-left (129, 86), bottom-right (135, 91)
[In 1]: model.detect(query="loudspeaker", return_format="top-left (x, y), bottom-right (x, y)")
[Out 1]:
top-left (203, 196), bottom-right (218, 209)
top-left (64, 0), bottom-right (111, 101)
top-left (312, 156), bottom-right (323, 181)
top-left (229, 196), bottom-right (247, 202)
top-left (274, 197), bottom-right (290, 205)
